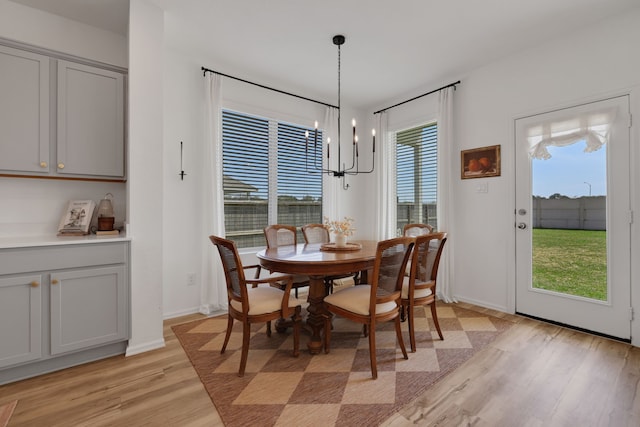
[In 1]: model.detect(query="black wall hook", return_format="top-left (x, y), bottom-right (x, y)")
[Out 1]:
top-left (179, 141), bottom-right (187, 180)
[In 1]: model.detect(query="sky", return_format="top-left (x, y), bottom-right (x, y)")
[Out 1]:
top-left (532, 140), bottom-right (607, 198)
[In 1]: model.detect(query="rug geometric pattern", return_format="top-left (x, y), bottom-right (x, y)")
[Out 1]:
top-left (172, 303), bottom-right (513, 427)
top-left (0, 400), bottom-right (17, 427)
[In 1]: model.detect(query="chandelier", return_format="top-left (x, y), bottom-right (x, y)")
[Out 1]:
top-left (305, 35), bottom-right (375, 189)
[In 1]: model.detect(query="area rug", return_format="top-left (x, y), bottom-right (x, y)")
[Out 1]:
top-left (0, 400), bottom-right (17, 427)
top-left (172, 303), bottom-right (513, 426)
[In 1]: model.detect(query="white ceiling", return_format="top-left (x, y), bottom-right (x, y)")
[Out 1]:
top-left (11, 0), bottom-right (639, 110)
top-left (10, 0), bottom-right (129, 35)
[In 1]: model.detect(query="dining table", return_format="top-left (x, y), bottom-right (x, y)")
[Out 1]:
top-left (256, 240), bottom-right (378, 354)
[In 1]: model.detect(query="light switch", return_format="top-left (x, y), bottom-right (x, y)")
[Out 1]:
top-left (476, 182), bottom-right (488, 193)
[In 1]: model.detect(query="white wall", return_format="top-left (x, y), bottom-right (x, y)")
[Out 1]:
top-left (0, 178), bottom-right (126, 237)
top-left (161, 49), bottom-right (203, 318)
top-left (126, 0), bottom-right (165, 354)
top-left (449, 8), bottom-right (640, 341)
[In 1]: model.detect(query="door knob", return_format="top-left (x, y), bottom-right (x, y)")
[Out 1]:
top-left (517, 222), bottom-right (527, 229)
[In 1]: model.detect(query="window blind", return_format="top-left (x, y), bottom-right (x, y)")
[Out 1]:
top-left (396, 122), bottom-right (438, 230)
top-left (222, 109), bottom-right (322, 248)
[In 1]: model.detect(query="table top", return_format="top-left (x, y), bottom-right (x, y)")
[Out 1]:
top-left (256, 240), bottom-right (378, 276)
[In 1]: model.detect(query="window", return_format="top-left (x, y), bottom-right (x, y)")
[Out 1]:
top-left (222, 109), bottom-right (323, 248)
top-left (395, 122), bottom-right (438, 234)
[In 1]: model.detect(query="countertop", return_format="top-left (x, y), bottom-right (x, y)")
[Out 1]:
top-left (0, 233), bottom-right (131, 249)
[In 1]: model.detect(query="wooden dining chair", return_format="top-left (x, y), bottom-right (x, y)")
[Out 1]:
top-left (401, 232), bottom-right (447, 352)
top-left (301, 223), bottom-right (359, 294)
top-left (323, 236), bottom-right (414, 379)
top-left (210, 235), bottom-right (303, 377)
top-left (403, 223), bottom-right (433, 237)
top-left (263, 225), bottom-right (310, 298)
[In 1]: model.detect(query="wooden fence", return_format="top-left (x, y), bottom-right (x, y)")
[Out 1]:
top-left (531, 196), bottom-right (605, 230)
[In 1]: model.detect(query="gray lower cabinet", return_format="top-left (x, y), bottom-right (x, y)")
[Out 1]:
top-left (0, 275), bottom-right (43, 368)
top-left (0, 241), bottom-right (129, 384)
top-left (50, 265), bottom-right (127, 355)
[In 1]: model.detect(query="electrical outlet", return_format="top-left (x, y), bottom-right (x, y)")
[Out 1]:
top-left (187, 273), bottom-right (196, 286)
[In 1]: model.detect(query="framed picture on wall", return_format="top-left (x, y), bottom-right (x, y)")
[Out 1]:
top-left (461, 145), bottom-right (501, 179)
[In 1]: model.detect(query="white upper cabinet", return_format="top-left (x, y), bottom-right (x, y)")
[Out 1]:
top-left (57, 61), bottom-right (125, 178)
top-left (0, 45), bottom-right (49, 174)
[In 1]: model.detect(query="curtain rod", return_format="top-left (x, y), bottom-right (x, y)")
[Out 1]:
top-left (201, 66), bottom-right (338, 109)
top-left (373, 80), bottom-right (461, 115)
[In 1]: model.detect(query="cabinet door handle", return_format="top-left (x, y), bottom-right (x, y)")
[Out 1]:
top-left (40, 161), bottom-right (48, 168)
top-left (57, 163), bottom-right (65, 169)
top-left (51, 279), bottom-right (59, 285)
top-left (30, 281), bottom-right (39, 287)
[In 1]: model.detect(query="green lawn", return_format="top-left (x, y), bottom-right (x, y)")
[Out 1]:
top-left (532, 228), bottom-right (607, 300)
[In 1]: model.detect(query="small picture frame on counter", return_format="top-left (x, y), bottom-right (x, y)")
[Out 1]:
top-left (57, 200), bottom-right (96, 236)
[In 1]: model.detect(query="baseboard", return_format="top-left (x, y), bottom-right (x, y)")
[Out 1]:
top-left (452, 295), bottom-right (509, 314)
top-left (199, 303), bottom-right (226, 316)
top-left (125, 338), bottom-right (165, 357)
top-left (163, 306), bottom-right (201, 320)
top-left (0, 342), bottom-right (127, 385)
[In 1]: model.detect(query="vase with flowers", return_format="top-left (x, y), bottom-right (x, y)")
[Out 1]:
top-left (323, 216), bottom-right (355, 248)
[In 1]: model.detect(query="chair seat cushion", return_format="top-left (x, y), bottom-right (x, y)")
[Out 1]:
top-left (231, 286), bottom-right (303, 315)
top-left (324, 285), bottom-right (397, 316)
top-left (401, 276), bottom-right (433, 299)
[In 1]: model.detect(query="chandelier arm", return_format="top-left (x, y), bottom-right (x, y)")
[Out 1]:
top-left (344, 148), bottom-right (375, 175)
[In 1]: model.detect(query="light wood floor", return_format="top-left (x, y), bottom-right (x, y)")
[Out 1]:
top-left (1, 303), bottom-right (639, 426)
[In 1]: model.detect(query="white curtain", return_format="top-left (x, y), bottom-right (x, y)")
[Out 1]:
top-left (437, 86), bottom-right (456, 303)
top-left (528, 107), bottom-right (617, 159)
top-left (200, 73), bottom-right (227, 314)
top-left (373, 111), bottom-right (396, 240)
top-left (322, 106), bottom-right (340, 219)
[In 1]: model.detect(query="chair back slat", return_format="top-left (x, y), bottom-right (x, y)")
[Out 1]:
top-left (411, 232), bottom-right (447, 288)
top-left (403, 223), bottom-right (433, 237)
top-left (209, 235), bottom-right (248, 303)
top-left (264, 224), bottom-right (297, 248)
top-left (302, 223), bottom-right (330, 244)
top-left (373, 237), bottom-right (415, 299)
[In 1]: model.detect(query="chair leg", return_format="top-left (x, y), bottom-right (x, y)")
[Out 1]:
top-left (408, 304), bottom-right (416, 352)
top-left (266, 320), bottom-right (272, 337)
top-left (395, 316), bottom-right (409, 360)
top-left (238, 320), bottom-right (251, 377)
top-left (368, 321), bottom-right (377, 379)
top-left (430, 302), bottom-right (444, 340)
top-left (323, 314), bottom-right (332, 354)
top-left (324, 279), bottom-right (333, 295)
top-left (292, 306), bottom-right (301, 357)
top-left (221, 314), bottom-right (233, 354)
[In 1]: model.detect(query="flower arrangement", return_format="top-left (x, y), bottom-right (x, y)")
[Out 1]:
top-left (323, 216), bottom-right (356, 237)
